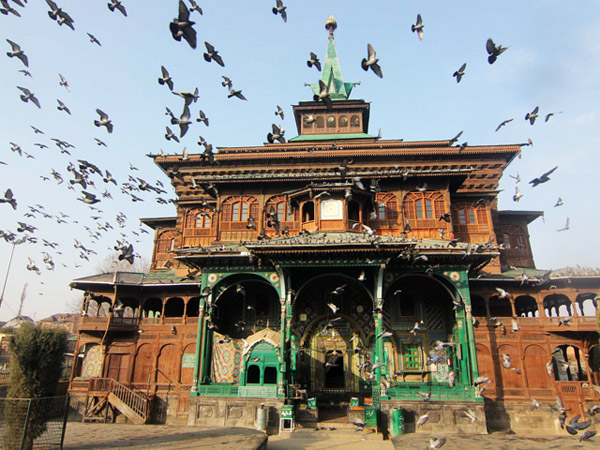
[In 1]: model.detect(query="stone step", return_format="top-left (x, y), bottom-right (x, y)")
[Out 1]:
top-left (280, 428), bottom-right (384, 441)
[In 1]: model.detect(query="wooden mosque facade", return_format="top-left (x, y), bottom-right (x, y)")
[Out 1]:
top-left (68, 19), bottom-right (600, 434)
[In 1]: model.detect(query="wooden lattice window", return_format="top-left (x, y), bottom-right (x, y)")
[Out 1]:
top-left (156, 231), bottom-right (176, 253)
top-left (451, 201), bottom-right (490, 236)
top-left (185, 208), bottom-right (214, 229)
top-left (374, 193), bottom-right (399, 221)
top-left (265, 195), bottom-right (298, 223)
top-left (501, 226), bottom-right (528, 251)
top-left (404, 191), bottom-right (446, 228)
top-left (221, 196), bottom-right (259, 230)
top-left (403, 344), bottom-right (421, 370)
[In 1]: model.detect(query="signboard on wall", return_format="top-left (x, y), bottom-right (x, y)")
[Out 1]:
top-left (182, 353), bottom-right (196, 368)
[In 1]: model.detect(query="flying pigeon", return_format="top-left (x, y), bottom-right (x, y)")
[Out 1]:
top-left (158, 66), bottom-right (174, 90)
top-left (272, 0), bottom-right (287, 23)
top-left (361, 43), bottom-right (383, 78)
top-left (411, 14), bottom-right (424, 40)
top-left (17, 86), bottom-right (41, 108)
top-left (203, 41), bottom-right (224, 66)
top-left (486, 38), bottom-right (508, 64)
top-left (6, 39), bottom-right (28, 67)
top-left (453, 63), bottom-right (466, 83)
top-left (307, 52), bottom-right (321, 71)
top-left (529, 166), bottom-right (558, 187)
top-left (170, 1), bottom-right (197, 49)
top-left (94, 109), bottom-right (113, 133)
top-left (107, 0), bottom-right (127, 16)
top-left (525, 106), bottom-right (539, 125)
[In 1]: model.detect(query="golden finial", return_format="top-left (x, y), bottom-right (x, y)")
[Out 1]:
top-left (325, 15), bottom-right (337, 37)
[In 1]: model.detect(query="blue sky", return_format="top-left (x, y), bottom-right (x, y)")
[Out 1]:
top-left (1, 1), bottom-right (599, 321)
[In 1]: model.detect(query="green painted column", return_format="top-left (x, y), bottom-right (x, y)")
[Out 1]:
top-left (277, 267), bottom-right (287, 397)
top-left (458, 279), bottom-right (479, 390)
top-left (374, 265), bottom-right (387, 401)
top-left (198, 273), bottom-right (214, 387)
top-left (191, 282), bottom-right (206, 396)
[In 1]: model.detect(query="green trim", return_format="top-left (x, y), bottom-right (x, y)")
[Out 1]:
top-left (308, 36), bottom-right (358, 100)
top-left (386, 385), bottom-right (479, 402)
top-left (289, 133), bottom-right (375, 142)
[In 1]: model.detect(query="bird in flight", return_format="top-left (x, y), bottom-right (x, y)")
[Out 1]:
top-left (0, 188), bottom-right (17, 210)
top-left (170, 1), bottom-right (197, 49)
top-left (411, 14), bottom-right (424, 40)
top-left (203, 41), bottom-right (224, 66)
top-left (307, 52), bottom-right (321, 71)
top-left (361, 44), bottom-right (383, 78)
top-left (196, 110), bottom-right (209, 126)
top-left (267, 124), bottom-right (285, 143)
top-left (6, 39), bottom-right (28, 67)
top-left (228, 87), bottom-right (247, 100)
top-left (17, 86), bottom-right (41, 108)
top-left (557, 217), bottom-right (570, 232)
top-left (545, 111), bottom-right (563, 122)
top-left (58, 73), bottom-right (70, 92)
top-left (313, 79), bottom-right (332, 110)
top-left (94, 109), bottom-right (113, 133)
top-left (173, 87), bottom-right (199, 106)
top-left (272, 0), bottom-right (287, 23)
top-left (525, 106), bottom-right (539, 125)
top-left (107, 0), bottom-right (127, 16)
top-left (171, 105), bottom-right (192, 137)
top-left (495, 118), bottom-right (513, 132)
top-left (87, 32), bottom-right (101, 46)
top-left (529, 166), bottom-right (558, 187)
top-left (56, 99), bottom-right (71, 115)
top-left (158, 66), bottom-right (174, 90)
top-left (486, 38), bottom-right (508, 64)
top-left (453, 63), bottom-right (466, 83)
top-left (275, 105), bottom-right (284, 120)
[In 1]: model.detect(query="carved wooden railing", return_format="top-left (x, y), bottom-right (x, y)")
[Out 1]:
top-left (88, 377), bottom-right (149, 423)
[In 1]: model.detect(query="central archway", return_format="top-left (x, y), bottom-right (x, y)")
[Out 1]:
top-left (292, 273), bottom-right (374, 393)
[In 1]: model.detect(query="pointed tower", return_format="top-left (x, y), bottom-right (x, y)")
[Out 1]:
top-left (291, 16), bottom-right (373, 141)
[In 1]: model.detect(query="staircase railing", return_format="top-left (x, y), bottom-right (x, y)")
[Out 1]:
top-left (86, 377), bottom-right (149, 423)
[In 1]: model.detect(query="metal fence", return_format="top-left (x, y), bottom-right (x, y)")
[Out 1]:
top-left (0, 395), bottom-right (69, 450)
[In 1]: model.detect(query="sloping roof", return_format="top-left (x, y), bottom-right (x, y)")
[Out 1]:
top-left (289, 133), bottom-right (375, 142)
top-left (70, 270), bottom-right (201, 288)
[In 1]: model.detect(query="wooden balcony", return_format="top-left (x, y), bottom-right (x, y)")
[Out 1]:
top-left (474, 315), bottom-right (598, 333)
top-left (78, 316), bottom-right (139, 332)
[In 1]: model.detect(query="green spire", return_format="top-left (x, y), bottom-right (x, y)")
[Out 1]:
top-left (308, 16), bottom-right (359, 101)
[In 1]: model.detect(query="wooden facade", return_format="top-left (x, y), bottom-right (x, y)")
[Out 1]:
top-left (68, 20), bottom-right (599, 434)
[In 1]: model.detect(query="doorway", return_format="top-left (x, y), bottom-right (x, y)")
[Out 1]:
top-left (324, 350), bottom-right (344, 388)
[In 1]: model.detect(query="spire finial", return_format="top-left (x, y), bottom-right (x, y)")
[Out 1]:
top-left (325, 15), bottom-right (337, 38)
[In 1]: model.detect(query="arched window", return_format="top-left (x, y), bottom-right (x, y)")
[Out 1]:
top-left (326, 115), bottom-right (336, 129)
top-left (339, 115), bottom-right (348, 128)
top-left (155, 230), bottom-right (177, 269)
top-left (316, 116), bottom-right (325, 129)
top-left (302, 202), bottom-right (314, 222)
top-left (304, 115), bottom-right (313, 129)
top-left (265, 195), bottom-right (298, 223)
top-left (247, 365), bottom-right (260, 384)
top-left (263, 366), bottom-right (277, 384)
top-left (403, 191), bottom-right (447, 232)
top-left (350, 115), bottom-right (360, 128)
top-left (221, 196), bottom-right (259, 230)
top-left (373, 193), bottom-right (398, 222)
top-left (185, 208), bottom-right (214, 229)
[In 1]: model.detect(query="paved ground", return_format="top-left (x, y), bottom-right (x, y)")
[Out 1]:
top-left (62, 423), bottom-right (598, 450)
top-left (63, 423), bottom-right (267, 450)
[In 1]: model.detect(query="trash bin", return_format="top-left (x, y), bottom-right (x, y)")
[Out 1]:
top-left (390, 408), bottom-right (404, 437)
top-left (364, 405), bottom-right (378, 428)
top-left (256, 404), bottom-right (268, 432)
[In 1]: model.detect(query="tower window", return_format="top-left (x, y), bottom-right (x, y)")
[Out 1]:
top-left (316, 116), bottom-right (325, 129)
top-left (350, 115), bottom-right (360, 128)
top-left (327, 116), bottom-right (336, 128)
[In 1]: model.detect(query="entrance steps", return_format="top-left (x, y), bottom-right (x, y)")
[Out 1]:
top-left (279, 428), bottom-right (385, 441)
